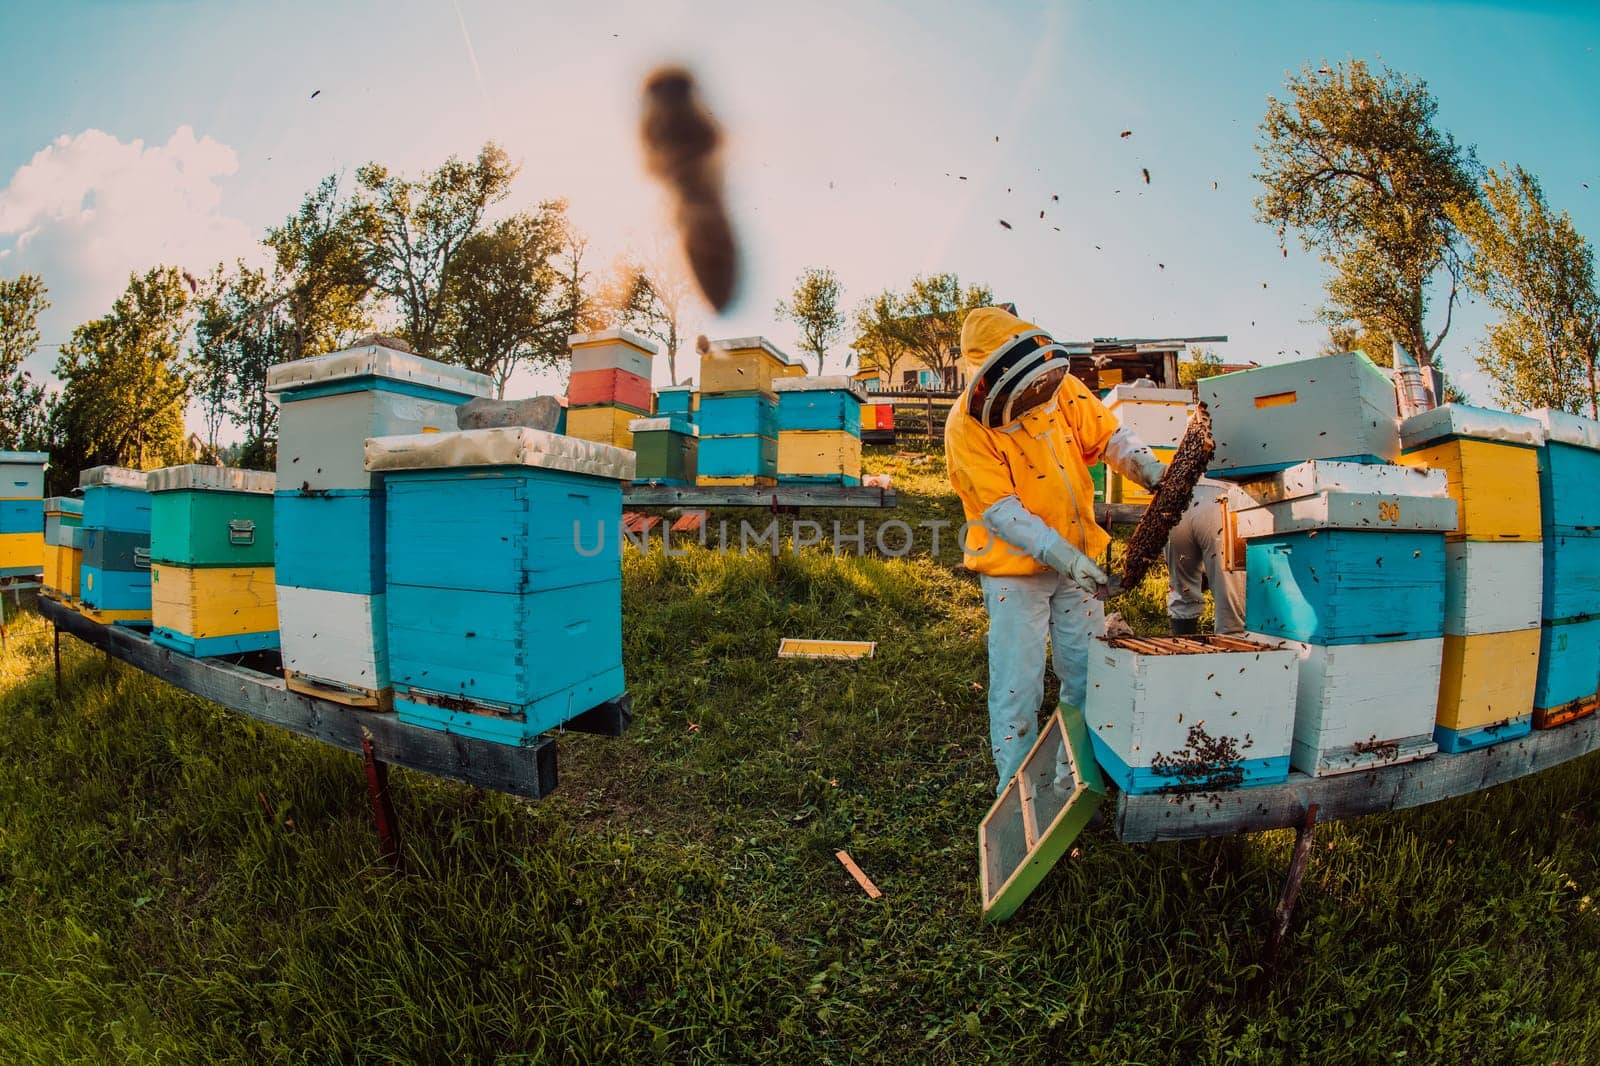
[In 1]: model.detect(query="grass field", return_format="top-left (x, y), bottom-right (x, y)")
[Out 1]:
top-left (3, 447), bottom-right (1600, 1063)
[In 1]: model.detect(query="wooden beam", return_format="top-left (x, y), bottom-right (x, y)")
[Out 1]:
top-left (1096, 502), bottom-right (1147, 527)
top-left (40, 597), bottom-right (559, 801)
top-left (623, 485), bottom-right (897, 509)
top-left (1114, 714), bottom-right (1600, 842)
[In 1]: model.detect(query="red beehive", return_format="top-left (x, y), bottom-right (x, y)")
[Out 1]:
top-left (568, 368), bottom-right (651, 412)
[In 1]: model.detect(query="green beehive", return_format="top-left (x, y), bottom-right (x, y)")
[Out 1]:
top-left (628, 417), bottom-right (698, 485)
top-left (147, 466), bottom-right (276, 568)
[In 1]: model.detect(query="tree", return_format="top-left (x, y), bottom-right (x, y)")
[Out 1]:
top-left (265, 174), bottom-right (374, 365)
top-left (354, 143), bottom-right (517, 356)
top-left (1453, 165), bottom-right (1599, 417)
top-left (0, 273), bottom-right (51, 448)
top-left (1177, 346), bottom-right (1227, 390)
top-left (439, 203), bottom-right (580, 396)
top-left (1322, 323), bottom-right (1397, 366)
top-left (850, 289), bottom-right (913, 386)
top-left (891, 273), bottom-right (994, 388)
top-left (191, 262), bottom-right (295, 466)
top-left (1256, 60), bottom-right (1480, 369)
top-left (774, 267), bottom-right (844, 375)
top-left (50, 267), bottom-right (192, 474)
top-left (600, 248), bottom-right (698, 385)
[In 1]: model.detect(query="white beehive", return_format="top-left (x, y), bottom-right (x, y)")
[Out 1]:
top-left (1232, 459), bottom-right (1447, 507)
top-left (1251, 635), bottom-right (1443, 776)
top-left (568, 328), bottom-right (657, 379)
top-left (277, 586), bottom-right (389, 700)
top-left (1104, 384), bottom-right (1193, 448)
top-left (1084, 635), bottom-right (1299, 794)
top-left (1443, 541), bottom-right (1543, 636)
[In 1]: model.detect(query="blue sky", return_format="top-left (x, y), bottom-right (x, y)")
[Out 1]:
top-left (0, 0), bottom-right (1595, 419)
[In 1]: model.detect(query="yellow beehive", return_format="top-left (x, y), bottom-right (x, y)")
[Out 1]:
top-left (1107, 447), bottom-right (1177, 507)
top-left (43, 544), bottom-right (82, 601)
top-left (696, 475), bottom-right (776, 487)
top-left (0, 530), bottom-right (44, 572)
top-left (700, 337), bottom-right (799, 396)
top-left (566, 405), bottom-right (636, 450)
top-left (1399, 406), bottom-right (1543, 542)
top-left (777, 430), bottom-right (862, 480)
top-left (151, 565), bottom-right (279, 641)
top-left (1435, 629), bottom-right (1540, 733)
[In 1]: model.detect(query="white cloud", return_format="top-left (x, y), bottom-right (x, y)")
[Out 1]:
top-left (0, 126), bottom-right (256, 377)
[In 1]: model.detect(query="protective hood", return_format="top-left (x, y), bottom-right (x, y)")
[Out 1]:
top-left (959, 307), bottom-right (1077, 429)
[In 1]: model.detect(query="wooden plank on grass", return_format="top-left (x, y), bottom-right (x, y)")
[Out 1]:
top-left (778, 638), bottom-right (877, 660)
top-left (41, 596), bottom-right (562, 800)
top-left (835, 850), bottom-right (882, 898)
top-left (1114, 712), bottom-right (1600, 843)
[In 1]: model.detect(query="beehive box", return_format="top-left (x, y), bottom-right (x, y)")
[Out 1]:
top-left (1105, 384), bottom-right (1193, 448)
top-left (78, 467), bottom-right (151, 623)
top-left (43, 496), bottom-right (82, 544)
top-left (1107, 446), bottom-right (1177, 506)
top-left (1442, 541), bottom-right (1542, 636)
top-left (629, 417), bottom-right (698, 485)
top-left (1202, 351), bottom-right (1400, 478)
top-left (274, 491), bottom-right (384, 596)
top-left (980, 705), bottom-right (1105, 922)
top-left (1252, 635), bottom-right (1442, 776)
top-left (1090, 462), bottom-right (1106, 502)
top-left (566, 405), bottom-right (639, 450)
top-left (1434, 629), bottom-right (1539, 752)
top-left (366, 427), bottom-right (633, 744)
top-left (148, 466), bottom-right (275, 568)
top-left (655, 385), bottom-right (694, 419)
top-left (773, 376), bottom-right (867, 434)
top-left (567, 368), bottom-right (650, 412)
top-left (568, 328), bottom-right (657, 379)
top-left (698, 435), bottom-right (778, 482)
top-left (1245, 530), bottom-right (1447, 645)
top-left (1527, 408), bottom-right (1600, 535)
top-left (1231, 459), bottom-right (1446, 508)
top-left (1399, 405), bottom-right (1544, 542)
top-left (700, 337), bottom-right (798, 396)
top-left (277, 586), bottom-right (390, 704)
top-left (1084, 635), bottom-right (1299, 794)
top-left (1534, 616), bottom-right (1600, 727)
top-left (266, 344), bottom-right (492, 492)
top-left (42, 498), bottom-right (83, 602)
top-left (1542, 532), bottom-right (1600, 622)
top-left (0, 451), bottom-right (48, 497)
top-left (777, 430), bottom-right (862, 485)
top-left (698, 393), bottom-right (777, 438)
top-left (151, 565), bottom-right (279, 656)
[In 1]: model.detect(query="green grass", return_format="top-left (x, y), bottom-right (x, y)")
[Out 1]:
top-left (2, 445), bottom-right (1599, 1062)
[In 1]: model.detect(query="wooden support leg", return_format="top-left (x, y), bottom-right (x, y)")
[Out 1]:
top-left (361, 734), bottom-right (403, 871)
top-left (53, 624), bottom-right (61, 698)
top-left (1263, 802), bottom-right (1319, 968)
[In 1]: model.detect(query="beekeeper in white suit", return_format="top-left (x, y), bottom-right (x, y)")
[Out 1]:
top-left (946, 307), bottom-right (1167, 791)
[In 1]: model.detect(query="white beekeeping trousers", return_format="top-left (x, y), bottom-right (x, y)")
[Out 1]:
top-left (980, 569), bottom-right (1105, 792)
top-left (1165, 481), bottom-right (1247, 635)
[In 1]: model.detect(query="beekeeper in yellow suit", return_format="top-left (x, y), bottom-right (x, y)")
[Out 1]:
top-left (946, 307), bottom-right (1167, 791)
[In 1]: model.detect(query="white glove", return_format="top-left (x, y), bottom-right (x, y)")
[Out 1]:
top-left (1041, 537), bottom-right (1109, 595)
top-left (1129, 450), bottom-right (1167, 493)
top-left (1104, 426), bottom-right (1166, 492)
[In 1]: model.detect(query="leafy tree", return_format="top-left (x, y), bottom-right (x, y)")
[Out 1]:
top-left (1177, 346), bottom-right (1227, 390)
top-left (439, 204), bottom-right (580, 397)
top-left (264, 174), bottom-right (374, 364)
top-left (850, 289), bottom-right (913, 386)
top-left (600, 249), bottom-right (697, 385)
top-left (0, 273), bottom-right (51, 448)
top-left (1323, 323), bottom-right (1397, 367)
top-left (1256, 60), bottom-right (1480, 369)
top-left (774, 267), bottom-right (844, 375)
top-left (354, 143), bottom-right (517, 356)
top-left (191, 263), bottom-right (294, 466)
top-left (49, 267), bottom-right (192, 475)
top-left (891, 273), bottom-right (993, 387)
top-left (1453, 165), bottom-right (1599, 417)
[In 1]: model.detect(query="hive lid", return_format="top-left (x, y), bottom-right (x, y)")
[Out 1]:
top-left (772, 375), bottom-right (869, 401)
top-left (0, 450), bottom-right (49, 464)
top-left (44, 496), bottom-right (82, 514)
top-left (78, 466), bottom-right (149, 490)
top-left (1400, 404), bottom-right (1546, 450)
top-left (707, 336), bottom-right (800, 366)
top-left (1232, 491), bottom-right (1459, 537)
top-left (566, 328), bottom-right (660, 355)
top-left (146, 465), bottom-right (276, 494)
top-left (364, 427), bottom-right (636, 481)
top-left (1525, 408), bottom-right (1600, 451)
top-left (1234, 460), bottom-right (1448, 507)
top-left (265, 344), bottom-right (494, 398)
top-left (628, 416), bottom-right (699, 437)
top-left (656, 384), bottom-right (694, 394)
top-left (1104, 383), bottom-right (1192, 406)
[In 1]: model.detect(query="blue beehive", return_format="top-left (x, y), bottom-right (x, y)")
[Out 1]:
top-left (698, 394), bottom-right (777, 438)
top-left (698, 435), bottom-right (779, 480)
top-left (1246, 531), bottom-right (1447, 645)
top-left (655, 385), bottom-right (694, 420)
top-left (78, 466), bottom-right (152, 625)
top-left (366, 426), bottom-right (635, 744)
